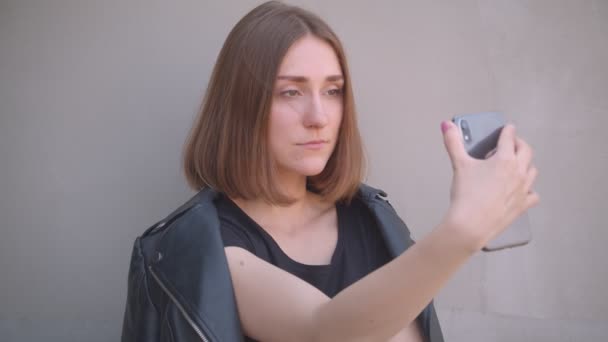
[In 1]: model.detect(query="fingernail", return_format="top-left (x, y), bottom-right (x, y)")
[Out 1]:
top-left (441, 121), bottom-right (450, 134)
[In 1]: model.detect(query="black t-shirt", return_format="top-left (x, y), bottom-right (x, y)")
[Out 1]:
top-left (216, 192), bottom-right (393, 341)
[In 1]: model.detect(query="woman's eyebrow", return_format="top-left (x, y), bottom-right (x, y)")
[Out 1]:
top-left (276, 75), bottom-right (344, 82)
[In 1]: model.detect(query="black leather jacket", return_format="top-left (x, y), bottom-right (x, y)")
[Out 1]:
top-left (121, 184), bottom-right (444, 342)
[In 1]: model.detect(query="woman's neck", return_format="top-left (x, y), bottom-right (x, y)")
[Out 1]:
top-left (231, 189), bottom-right (332, 235)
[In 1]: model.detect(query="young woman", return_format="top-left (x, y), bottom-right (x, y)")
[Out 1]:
top-left (121, 2), bottom-right (539, 341)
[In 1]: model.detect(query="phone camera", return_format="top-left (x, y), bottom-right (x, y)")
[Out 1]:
top-left (460, 120), bottom-right (472, 143)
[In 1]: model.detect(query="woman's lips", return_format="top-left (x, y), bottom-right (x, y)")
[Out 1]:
top-left (297, 140), bottom-right (328, 150)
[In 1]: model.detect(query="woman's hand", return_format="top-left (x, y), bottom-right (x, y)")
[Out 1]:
top-left (440, 121), bottom-right (540, 253)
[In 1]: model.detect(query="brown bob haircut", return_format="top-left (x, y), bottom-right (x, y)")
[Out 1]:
top-left (182, 0), bottom-right (366, 205)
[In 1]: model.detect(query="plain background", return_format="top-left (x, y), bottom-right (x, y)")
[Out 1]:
top-left (1, 0), bottom-right (606, 341)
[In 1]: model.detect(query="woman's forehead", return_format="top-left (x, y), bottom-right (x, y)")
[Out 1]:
top-left (277, 36), bottom-right (342, 79)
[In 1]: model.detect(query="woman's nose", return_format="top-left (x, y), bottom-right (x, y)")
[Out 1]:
top-left (302, 95), bottom-right (328, 128)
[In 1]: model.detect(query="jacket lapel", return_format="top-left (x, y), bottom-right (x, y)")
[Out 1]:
top-left (151, 188), bottom-right (244, 342)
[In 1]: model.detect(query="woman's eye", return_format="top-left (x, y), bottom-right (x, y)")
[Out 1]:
top-left (281, 89), bottom-right (301, 97)
top-left (326, 88), bottom-right (343, 96)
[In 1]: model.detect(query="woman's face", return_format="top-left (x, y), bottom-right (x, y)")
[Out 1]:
top-left (268, 35), bottom-right (344, 179)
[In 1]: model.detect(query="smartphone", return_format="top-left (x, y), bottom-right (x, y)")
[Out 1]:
top-left (452, 112), bottom-right (532, 252)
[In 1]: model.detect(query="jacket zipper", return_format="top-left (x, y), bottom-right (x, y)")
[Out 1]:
top-left (149, 266), bottom-right (211, 342)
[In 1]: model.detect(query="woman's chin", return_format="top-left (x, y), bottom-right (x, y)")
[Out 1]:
top-left (276, 156), bottom-right (330, 177)
top-left (293, 162), bottom-right (328, 177)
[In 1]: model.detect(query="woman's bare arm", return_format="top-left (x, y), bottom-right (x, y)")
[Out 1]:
top-left (226, 216), bottom-right (474, 342)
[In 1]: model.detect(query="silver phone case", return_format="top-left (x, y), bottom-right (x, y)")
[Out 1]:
top-left (452, 112), bottom-right (532, 252)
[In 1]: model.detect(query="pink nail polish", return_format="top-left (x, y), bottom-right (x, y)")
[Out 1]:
top-left (441, 121), bottom-right (450, 134)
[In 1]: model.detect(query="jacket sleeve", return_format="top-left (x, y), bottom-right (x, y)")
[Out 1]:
top-left (121, 237), bottom-right (160, 342)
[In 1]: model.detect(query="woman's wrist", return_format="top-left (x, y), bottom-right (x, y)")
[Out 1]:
top-left (436, 209), bottom-right (483, 256)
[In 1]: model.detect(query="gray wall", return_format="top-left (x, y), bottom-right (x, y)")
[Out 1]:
top-left (1, 0), bottom-right (606, 341)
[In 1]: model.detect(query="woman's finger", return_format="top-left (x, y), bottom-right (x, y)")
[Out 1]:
top-left (497, 124), bottom-right (516, 157)
top-left (524, 166), bottom-right (539, 194)
top-left (524, 190), bottom-right (541, 210)
top-left (515, 136), bottom-right (534, 171)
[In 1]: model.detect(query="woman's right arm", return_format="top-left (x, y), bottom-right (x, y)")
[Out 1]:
top-left (226, 123), bottom-right (540, 342)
